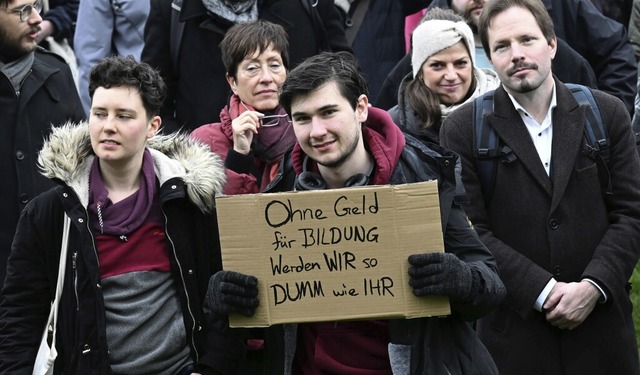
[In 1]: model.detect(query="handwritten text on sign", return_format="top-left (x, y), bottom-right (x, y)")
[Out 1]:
top-left (216, 182), bottom-right (450, 327)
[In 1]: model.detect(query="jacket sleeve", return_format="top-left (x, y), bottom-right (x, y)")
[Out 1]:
top-left (581, 93), bottom-right (640, 301)
top-left (43, 0), bottom-right (79, 40)
top-left (191, 124), bottom-right (262, 195)
top-left (564, 0), bottom-right (637, 114)
top-left (141, 0), bottom-right (181, 132)
top-left (0, 202), bottom-right (60, 373)
top-left (629, 0), bottom-right (640, 60)
top-left (443, 201), bottom-right (506, 321)
top-left (73, 0), bottom-right (115, 115)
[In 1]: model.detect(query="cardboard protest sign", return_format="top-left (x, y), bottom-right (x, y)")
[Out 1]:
top-left (215, 181), bottom-right (450, 327)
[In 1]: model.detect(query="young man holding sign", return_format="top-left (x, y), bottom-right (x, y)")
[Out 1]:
top-left (206, 51), bottom-right (505, 374)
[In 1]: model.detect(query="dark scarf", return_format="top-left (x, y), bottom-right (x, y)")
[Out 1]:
top-left (0, 52), bottom-right (34, 94)
top-left (201, 0), bottom-right (258, 23)
top-left (88, 149), bottom-right (158, 236)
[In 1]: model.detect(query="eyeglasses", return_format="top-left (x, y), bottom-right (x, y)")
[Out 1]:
top-left (260, 113), bottom-right (291, 127)
top-left (240, 101), bottom-right (291, 127)
top-left (5, 0), bottom-right (42, 22)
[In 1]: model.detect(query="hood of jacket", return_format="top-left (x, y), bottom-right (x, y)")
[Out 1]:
top-left (292, 107), bottom-right (406, 185)
top-left (37, 122), bottom-right (226, 213)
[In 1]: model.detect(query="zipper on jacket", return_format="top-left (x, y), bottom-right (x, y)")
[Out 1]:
top-left (72, 251), bottom-right (80, 310)
top-left (163, 211), bottom-right (199, 364)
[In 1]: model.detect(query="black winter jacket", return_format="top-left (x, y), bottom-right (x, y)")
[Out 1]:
top-left (336, 0), bottom-right (430, 104)
top-left (142, 0), bottom-right (351, 133)
top-left (213, 108), bottom-right (506, 375)
top-left (0, 49), bottom-right (85, 291)
top-left (0, 124), bottom-right (226, 374)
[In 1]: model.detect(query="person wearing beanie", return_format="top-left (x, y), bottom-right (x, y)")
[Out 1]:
top-left (389, 7), bottom-right (499, 145)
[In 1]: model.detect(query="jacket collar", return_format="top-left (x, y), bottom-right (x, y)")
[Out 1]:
top-left (490, 77), bottom-right (586, 200)
top-left (37, 122), bottom-right (226, 212)
top-left (18, 50), bottom-right (61, 110)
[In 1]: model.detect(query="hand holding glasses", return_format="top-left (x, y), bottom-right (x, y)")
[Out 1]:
top-left (5, 0), bottom-right (42, 22)
top-left (240, 101), bottom-right (290, 127)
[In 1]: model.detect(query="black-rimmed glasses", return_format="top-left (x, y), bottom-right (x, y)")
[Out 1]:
top-left (241, 101), bottom-right (291, 127)
top-left (6, 0), bottom-right (42, 22)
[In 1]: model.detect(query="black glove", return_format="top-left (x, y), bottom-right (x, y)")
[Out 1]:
top-left (408, 252), bottom-right (473, 302)
top-left (205, 270), bottom-right (259, 317)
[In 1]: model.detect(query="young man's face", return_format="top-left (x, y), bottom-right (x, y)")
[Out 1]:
top-left (0, 0), bottom-right (42, 62)
top-left (289, 81), bottom-right (367, 171)
top-left (487, 6), bottom-right (556, 95)
top-left (89, 86), bottom-right (160, 170)
top-left (451, 0), bottom-right (486, 28)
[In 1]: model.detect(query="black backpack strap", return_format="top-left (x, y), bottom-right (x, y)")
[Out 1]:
top-left (472, 90), bottom-right (515, 205)
top-left (565, 83), bottom-right (612, 195)
top-left (473, 92), bottom-right (496, 204)
top-left (170, 0), bottom-right (185, 74)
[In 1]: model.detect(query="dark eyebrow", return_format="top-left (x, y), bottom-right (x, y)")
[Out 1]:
top-left (291, 104), bottom-right (339, 118)
top-left (90, 107), bottom-right (138, 115)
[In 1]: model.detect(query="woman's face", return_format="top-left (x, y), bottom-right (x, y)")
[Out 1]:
top-left (89, 86), bottom-right (159, 170)
top-left (227, 44), bottom-right (287, 112)
top-left (420, 41), bottom-right (473, 105)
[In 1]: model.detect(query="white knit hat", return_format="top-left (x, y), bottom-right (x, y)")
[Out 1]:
top-left (411, 19), bottom-right (476, 78)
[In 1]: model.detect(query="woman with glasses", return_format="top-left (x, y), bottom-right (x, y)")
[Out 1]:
top-left (192, 19), bottom-right (295, 195)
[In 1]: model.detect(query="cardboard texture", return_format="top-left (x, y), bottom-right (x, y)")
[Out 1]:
top-left (216, 181), bottom-right (451, 327)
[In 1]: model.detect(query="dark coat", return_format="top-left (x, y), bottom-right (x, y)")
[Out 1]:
top-left (440, 79), bottom-right (640, 374)
top-left (337, 0), bottom-right (430, 104)
top-left (0, 125), bottom-right (226, 374)
top-left (246, 108), bottom-right (505, 375)
top-left (541, 0), bottom-right (636, 114)
top-left (142, 0), bottom-right (351, 133)
top-left (0, 49), bottom-right (85, 291)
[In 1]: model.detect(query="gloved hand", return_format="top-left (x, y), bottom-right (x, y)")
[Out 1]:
top-left (204, 270), bottom-right (259, 317)
top-left (408, 252), bottom-right (473, 302)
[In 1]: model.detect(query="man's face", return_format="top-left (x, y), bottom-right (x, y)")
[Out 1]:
top-left (290, 81), bottom-right (367, 171)
top-left (0, 0), bottom-right (42, 62)
top-left (487, 6), bottom-right (556, 95)
top-left (451, 0), bottom-right (486, 28)
top-left (89, 86), bottom-right (160, 170)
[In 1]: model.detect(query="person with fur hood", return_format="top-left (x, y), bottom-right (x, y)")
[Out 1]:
top-left (0, 55), bottom-right (226, 374)
top-left (389, 8), bottom-right (499, 145)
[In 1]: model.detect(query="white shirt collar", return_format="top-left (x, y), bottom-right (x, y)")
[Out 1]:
top-left (506, 81), bottom-right (558, 123)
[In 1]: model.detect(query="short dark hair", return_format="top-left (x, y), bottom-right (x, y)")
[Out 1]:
top-left (220, 20), bottom-right (289, 79)
top-left (478, 0), bottom-right (555, 59)
top-left (279, 51), bottom-right (368, 115)
top-left (88, 55), bottom-right (166, 119)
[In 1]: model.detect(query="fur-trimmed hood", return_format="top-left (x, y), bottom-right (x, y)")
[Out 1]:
top-left (37, 121), bottom-right (226, 213)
